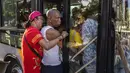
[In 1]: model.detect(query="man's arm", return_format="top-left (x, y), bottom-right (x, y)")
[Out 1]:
top-left (38, 37), bottom-right (61, 50)
top-left (38, 30), bottom-right (68, 50)
top-left (46, 28), bottom-right (60, 41)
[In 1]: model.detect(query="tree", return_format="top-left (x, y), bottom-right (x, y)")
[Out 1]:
top-left (80, 0), bottom-right (99, 18)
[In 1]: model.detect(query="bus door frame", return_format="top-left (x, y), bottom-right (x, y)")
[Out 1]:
top-left (31, 0), bottom-right (44, 13)
top-left (96, 0), bottom-right (115, 73)
top-left (62, 0), bottom-right (70, 73)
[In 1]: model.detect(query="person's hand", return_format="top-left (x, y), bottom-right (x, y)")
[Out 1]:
top-left (67, 42), bottom-right (73, 48)
top-left (61, 31), bottom-right (68, 39)
top-left (57, 31), bottom-right (68, 40)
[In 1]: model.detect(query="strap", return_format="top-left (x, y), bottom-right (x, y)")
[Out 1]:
top-left (24, 35), bottom-right (42, 59)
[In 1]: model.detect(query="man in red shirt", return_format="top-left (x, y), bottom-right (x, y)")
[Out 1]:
top-left (21, 11), bottom-right (68, 73)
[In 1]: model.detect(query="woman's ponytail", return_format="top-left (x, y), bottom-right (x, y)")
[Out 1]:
top-left (23, 20), bottom-right (31, 28)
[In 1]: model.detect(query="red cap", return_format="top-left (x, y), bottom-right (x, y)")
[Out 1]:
top-left (29, 11), bottom-right (42, 21)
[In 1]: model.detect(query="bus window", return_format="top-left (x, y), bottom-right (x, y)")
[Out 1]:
top-left (1, 0), bottom-right (18, 47)
top-left (0, 0), bottom-right (33, 73)
top-left (2, 0), bottom-right (17, 27)
top-left (1, 0), bottom-right (31, 28)
top-left (0, 0), bottom-right (32, 48)
top-left (17, 0), bottom-right (31, 28)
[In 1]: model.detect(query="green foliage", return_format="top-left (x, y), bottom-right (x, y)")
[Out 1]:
top-left (81, 0), bottom-right (99, 18)
top-left (72, 0), bottom-right (99, 19)
top-left (2, 0), bottom-right (16, 19)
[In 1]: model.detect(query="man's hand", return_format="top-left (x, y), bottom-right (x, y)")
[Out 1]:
top-left (61, 31), bottom-right (68, 39)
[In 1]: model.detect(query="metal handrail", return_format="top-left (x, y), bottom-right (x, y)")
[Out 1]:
top-left (75, 56), bottom-right (96, 73)
top-left (4, 31), bottom-right (22, 38)
top-left (70, 37), bottom-right (97, 61)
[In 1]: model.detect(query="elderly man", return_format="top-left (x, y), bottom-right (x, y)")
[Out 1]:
top-left (41, 9), bottom-right (67, 73)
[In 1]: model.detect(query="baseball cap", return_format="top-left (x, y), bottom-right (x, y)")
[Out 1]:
top-left (29, 11), bottom-right (42, 21)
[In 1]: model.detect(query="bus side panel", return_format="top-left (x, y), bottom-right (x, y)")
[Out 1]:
top-left (0, 43), bottom-right (22, 72)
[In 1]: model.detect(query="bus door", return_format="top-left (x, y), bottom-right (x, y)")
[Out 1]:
top-left (68, 0), bottom-right (99, 73)
top-left (96, 0), bottom-right (114, 73)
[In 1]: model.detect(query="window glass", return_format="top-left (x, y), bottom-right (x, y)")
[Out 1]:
top-left (0, 0), bottom-right (31, 48)
top-left (17, 0), bottom-right (31, 28)
top-left (1, 0), bottom-right (31, 27)
top-left (2, 0), bottom-right (17, 27)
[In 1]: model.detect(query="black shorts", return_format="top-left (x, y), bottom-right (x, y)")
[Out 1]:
top-left (41, 64), bottom-right (63, 73)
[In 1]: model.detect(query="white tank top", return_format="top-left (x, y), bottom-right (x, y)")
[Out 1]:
top-left (41, 26), bottom-right (61, 66)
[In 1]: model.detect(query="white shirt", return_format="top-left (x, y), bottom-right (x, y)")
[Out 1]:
top-left (41, 26), bottom-right (61, 66)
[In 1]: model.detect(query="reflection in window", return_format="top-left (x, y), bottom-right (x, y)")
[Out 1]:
top-left (2, 0), bottom-right (17, 27)
top-left (17, 0), bottom-right (31, 28)
top-left (1, 0), bottom-right (31, 47)
top-left (2, 0), bottom-right (31, 28)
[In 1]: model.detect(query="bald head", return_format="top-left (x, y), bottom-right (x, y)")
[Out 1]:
top-left (46, 9), bottom-right (60, 18)
top-left (46, 9), bottom-right (61, 27)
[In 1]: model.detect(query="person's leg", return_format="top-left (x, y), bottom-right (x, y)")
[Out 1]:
top-left (83, 46), bottom-right (96, 73)
top-left (83, 60), bottom-right (96, 73)
top-left (55, 64), bottom-right (63, 73)
top-left (42, 65), bottom-right (52, 73)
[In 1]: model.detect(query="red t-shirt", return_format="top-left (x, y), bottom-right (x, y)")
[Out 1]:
top-left (21, 26), bottom-right (43, 73)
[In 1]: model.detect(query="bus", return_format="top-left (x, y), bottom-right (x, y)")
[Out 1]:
top-left (0, 0), bottom-right (129, 73)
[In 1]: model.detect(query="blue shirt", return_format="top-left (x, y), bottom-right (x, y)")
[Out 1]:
top-left (81, 18), bottom-right (98, 63)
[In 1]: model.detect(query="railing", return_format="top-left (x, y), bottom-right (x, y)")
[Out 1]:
top-left (75, 56), bottom-right (96, 73)
top-left (69, 37), bottom-right (97, 73)
top-left (70, 37), bottom-right (97, 61)
top-left (69, 35), bottom-right (130, 73)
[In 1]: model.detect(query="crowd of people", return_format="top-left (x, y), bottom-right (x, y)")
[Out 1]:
top-left (21, 7), bottom-right (98, 73)
top-left (21, 7), bottom-right (130, 73)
